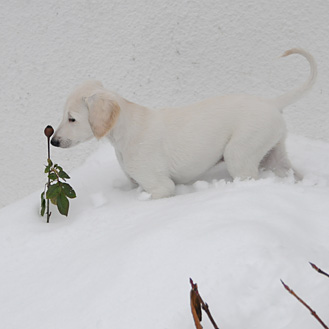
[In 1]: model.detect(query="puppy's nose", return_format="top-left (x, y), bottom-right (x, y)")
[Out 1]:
top-left (51, 138), bottom-right (60, 147)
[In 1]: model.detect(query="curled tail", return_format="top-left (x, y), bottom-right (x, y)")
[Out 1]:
top-left (274, 48), bottom-right (317, 111)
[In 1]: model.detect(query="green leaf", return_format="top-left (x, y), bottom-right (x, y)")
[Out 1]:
top-left (48, 172), bottom-right (57, 181)
top-left (46, 183), bottom-right (61, 199)
top-left (40, 192), bottom-right (46, 216)
top-left (57, 192), bottom-right (69, 216)
top-left (58, 170), bottom-right (70, 180)
top-left (50, 197), bottom-right (57, 205)
top-left (61, 183), bottom-right (76, 199)
top-left (44, 164), bottom-right (51, 173)
top-left (47, 159), bottom-right (53, 166)
top-left (50, 196), bottom-right (57, 206)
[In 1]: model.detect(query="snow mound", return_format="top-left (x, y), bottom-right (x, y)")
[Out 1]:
top-left (0, 135), bottom-right (328, 329)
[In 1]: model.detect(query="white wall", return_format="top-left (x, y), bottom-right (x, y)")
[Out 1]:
top-left (1, 0), bottom-right (328, 208)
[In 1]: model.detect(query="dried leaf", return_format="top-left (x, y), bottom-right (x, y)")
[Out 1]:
top-left (190, 289), bottom-right (203, 329)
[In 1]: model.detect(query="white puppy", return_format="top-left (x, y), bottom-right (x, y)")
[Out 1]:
top-left (52, 48), bottom-right (316, 199)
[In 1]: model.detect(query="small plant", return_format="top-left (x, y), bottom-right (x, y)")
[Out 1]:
top-left (41, 125), bottom-right (76, 222)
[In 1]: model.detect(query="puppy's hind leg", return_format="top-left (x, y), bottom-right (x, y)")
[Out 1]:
top-left (261, 140), bottom-right (302, 181)
top-left (224, 140), bottom-right (262, 180)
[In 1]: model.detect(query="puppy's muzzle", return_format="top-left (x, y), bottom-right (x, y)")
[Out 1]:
top-left (51, 136), bottom-right (72, 148)
top-left (51, 138), bottom-right (60, 147)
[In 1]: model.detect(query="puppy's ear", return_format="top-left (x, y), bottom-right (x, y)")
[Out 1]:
top-left (85, 92), bottom-right (120, 139)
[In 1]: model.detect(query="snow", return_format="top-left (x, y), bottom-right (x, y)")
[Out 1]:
top-left (0, 134), bottom-right (329, 329)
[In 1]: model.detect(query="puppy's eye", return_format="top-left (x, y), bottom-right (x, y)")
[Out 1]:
top-left (68, 118), bottom-right (76, 123)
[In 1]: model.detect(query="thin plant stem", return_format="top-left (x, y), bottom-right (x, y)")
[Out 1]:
top-left (44, 125), bottom-right (54, 223)
top-left (281, 280), bottom-right (328, 329)
top-left (46, 135), bottom-right (51, 223)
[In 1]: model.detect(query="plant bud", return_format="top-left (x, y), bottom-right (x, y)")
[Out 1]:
top-left (44, 125), bottom-right (54, 138)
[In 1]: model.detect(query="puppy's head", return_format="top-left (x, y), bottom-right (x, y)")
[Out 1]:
top-left (51, 81), bottom-right (120, 148)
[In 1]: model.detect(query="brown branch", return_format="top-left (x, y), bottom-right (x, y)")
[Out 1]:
top-left (310, 263), bottom-right (329, 278)
top-left (281, 280), bottom-right (328, 329)
top-left (190, 278), bottom-right (220, 329)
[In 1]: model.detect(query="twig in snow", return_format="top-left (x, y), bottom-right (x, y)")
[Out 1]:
top-left (280, 280), bottom-right (328, 329)
top-left (310, 262), bottom-right (329, 278)
top-left (190, 278), bottom-right (220, 329)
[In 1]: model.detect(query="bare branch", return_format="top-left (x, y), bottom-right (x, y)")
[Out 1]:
top-left (310, 263), bottom-right (329, 278)
top-left (281, 280), bottom-right (328, 329)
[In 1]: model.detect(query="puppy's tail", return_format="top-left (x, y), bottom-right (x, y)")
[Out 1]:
top-left (273, 48), bottom-right (317, 112)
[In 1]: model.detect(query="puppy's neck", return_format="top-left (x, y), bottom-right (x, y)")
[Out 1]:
top-left (107, 96), bottom-right (150, 148)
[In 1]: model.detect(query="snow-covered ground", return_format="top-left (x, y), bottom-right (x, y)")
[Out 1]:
top-left (0, 134), bottom-right (328, 329)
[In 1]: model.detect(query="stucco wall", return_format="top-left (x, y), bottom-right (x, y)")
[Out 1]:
top-left (1, 0), bottom-right (328, 208)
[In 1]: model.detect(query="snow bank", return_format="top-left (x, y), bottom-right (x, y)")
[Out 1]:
top-left (0, 135), bottom-right (328, 329)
